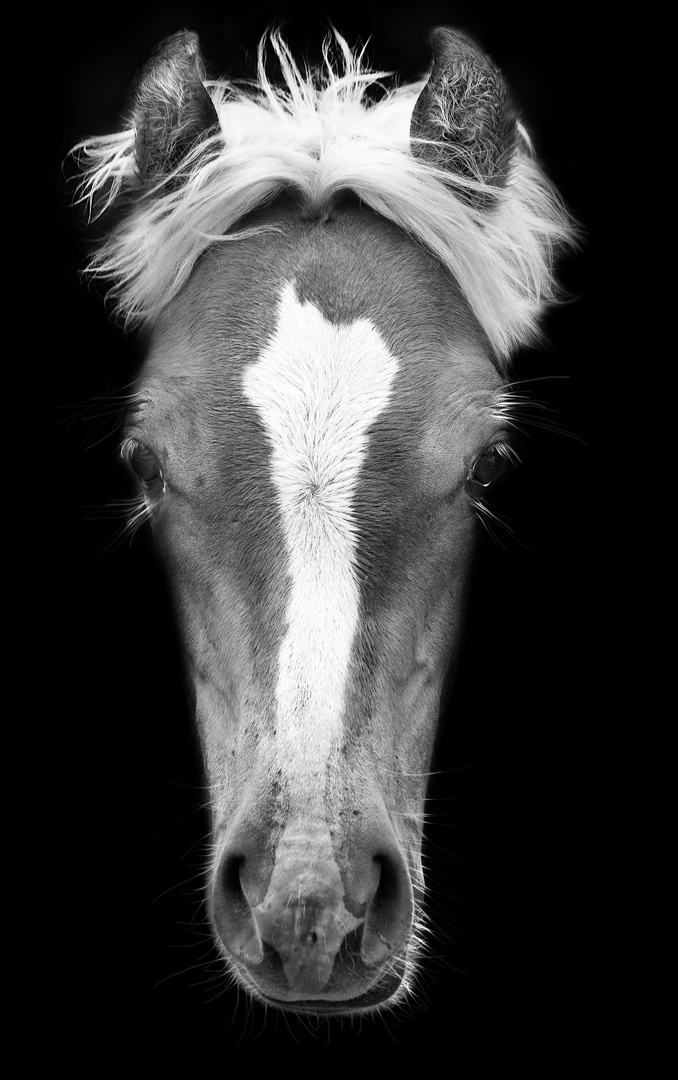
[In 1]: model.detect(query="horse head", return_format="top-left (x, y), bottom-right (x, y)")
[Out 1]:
top-left (75, 27), bottom-right (574, 1013)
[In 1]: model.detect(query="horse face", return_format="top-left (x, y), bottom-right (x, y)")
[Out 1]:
top-left (125, 204), bottom-right (507, 1011)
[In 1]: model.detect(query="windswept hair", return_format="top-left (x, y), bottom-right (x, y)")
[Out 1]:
top-left (72, 30), bottom-right (577, 364)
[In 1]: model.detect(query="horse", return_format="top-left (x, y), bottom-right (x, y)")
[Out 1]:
top-left (73, 26), bottom-right (576, 1015)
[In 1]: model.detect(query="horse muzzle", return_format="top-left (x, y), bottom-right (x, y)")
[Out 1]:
top-left (210, 813), bottom-right (414, 1012)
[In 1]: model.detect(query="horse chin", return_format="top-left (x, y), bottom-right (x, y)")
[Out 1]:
top-left (228, 947), bottom-right (409, 1017)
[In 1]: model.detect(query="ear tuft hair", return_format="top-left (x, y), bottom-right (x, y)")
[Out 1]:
top-left (410, 28), bottom-right (518, 205)
top-left (131, 30), bottom-right (220, 185)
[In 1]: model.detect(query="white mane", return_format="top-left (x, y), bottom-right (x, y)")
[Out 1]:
top-left (74, 31), bottom-right (576, 364)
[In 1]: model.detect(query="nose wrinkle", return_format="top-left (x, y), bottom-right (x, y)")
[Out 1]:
top-left (251, 820), bottom-right (366, 991)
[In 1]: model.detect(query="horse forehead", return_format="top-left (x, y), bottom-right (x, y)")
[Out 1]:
top-left (231, 270), bottom-right (464, 469)
top-left (145, 211), bottom-right (499, 456)
top-left (242, 279), bottom-right (402, 460)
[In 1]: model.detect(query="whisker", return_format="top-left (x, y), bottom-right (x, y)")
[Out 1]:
top-left (470, 495), bottom-right (530, 551)
top-left (84, 493), bottom-right (153, 560)
top-left (493, 379), bottom-right (584, 444)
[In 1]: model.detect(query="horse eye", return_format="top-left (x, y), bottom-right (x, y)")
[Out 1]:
top-left (121, 438), bottom-right (165, 491)
top-left (468, 442), bottom-right (517, 489)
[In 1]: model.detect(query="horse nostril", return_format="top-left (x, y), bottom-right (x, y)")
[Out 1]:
top-left (360, 852), bottom-right (412, 966)
top-left (220, 853), bottom-right (244, 905)
top-left (212, 854), bottom-right (264, 964)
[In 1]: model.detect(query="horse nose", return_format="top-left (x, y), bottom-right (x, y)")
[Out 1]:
top-left (211, 817), bottom-right (413, 1008)
top-left (251, 864), bottom-right (369, 995)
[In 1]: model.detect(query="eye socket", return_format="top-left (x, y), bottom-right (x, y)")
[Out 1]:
top-left (467, 441), bottom-right (520, 489)
top-left (121, 438), bottom-right (166, 494)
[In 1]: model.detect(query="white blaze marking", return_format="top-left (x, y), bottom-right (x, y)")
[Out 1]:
top-left (242, 282), bottom-right (399, 796)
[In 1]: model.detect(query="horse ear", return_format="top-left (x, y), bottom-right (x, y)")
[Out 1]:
top-left (410, 27), bottom-right (517, 203)
top-left (131, 30), bottom-right (219, 186)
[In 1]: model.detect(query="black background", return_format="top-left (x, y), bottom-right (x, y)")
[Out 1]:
top-left (52, 0), bottom-right (599, 1062)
